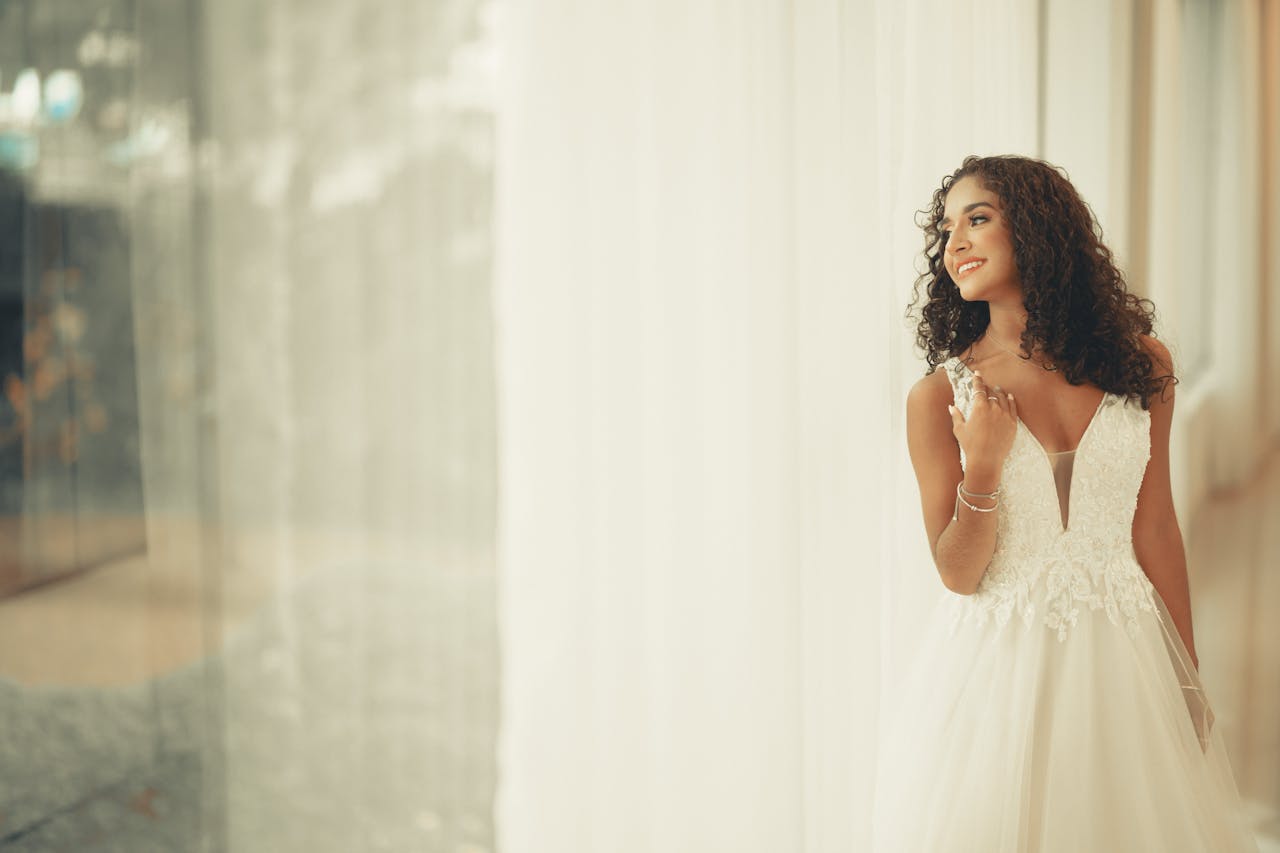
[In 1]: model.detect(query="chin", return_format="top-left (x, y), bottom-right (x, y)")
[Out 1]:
top-left (954, 280), bottom-right (987, 302)
top-left (955, 274), bottom-right (1014, 304)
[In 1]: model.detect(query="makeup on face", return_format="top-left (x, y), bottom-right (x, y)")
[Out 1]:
top-left (940, 177), bottom-right (1017, 294)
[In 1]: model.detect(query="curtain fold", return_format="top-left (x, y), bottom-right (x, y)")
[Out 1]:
top-left (1204, 0), bottom-right (1265, 488)
top-left (176, 2), bottom-right (500, 849)
top-left (496, 4), bottom-right (805, 849)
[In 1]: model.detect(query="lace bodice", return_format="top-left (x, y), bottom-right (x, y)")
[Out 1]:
top-left (942, 356), bottom-right (1159, 640)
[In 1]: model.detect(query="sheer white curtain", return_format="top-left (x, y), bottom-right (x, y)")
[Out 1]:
top-left (496, 5), bottom-right (809, 849)
top-left (143, 2), bottom-right (500, 850)
top-left (495, 1), bottom-right (1040, 850)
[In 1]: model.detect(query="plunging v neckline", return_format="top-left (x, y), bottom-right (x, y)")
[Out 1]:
top-left (1015, 392), bottom-right (1109, 460)
top-left (953, 357), bottom-right (1109, 534)
top-left (1018, 392), bottom-right (1108, 534)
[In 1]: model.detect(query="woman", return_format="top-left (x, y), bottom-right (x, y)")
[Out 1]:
top-left (871, 155), bottom-right (1258, 851)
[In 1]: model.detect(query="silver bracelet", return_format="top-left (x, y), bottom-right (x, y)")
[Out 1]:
top-left (953, 481), bottom-right (999, 521)
top-left (958, 481), bottom-right (1001, 499)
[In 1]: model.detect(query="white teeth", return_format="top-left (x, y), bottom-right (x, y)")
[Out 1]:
top-left (959, 260), bottom-right (984, 274)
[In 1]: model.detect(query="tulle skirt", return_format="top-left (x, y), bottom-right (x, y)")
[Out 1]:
top-left (871, 583), bottom-right (1258, 852)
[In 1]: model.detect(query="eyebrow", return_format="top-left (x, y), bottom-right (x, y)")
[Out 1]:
top-left (940, 201), bottom-right (996, 229)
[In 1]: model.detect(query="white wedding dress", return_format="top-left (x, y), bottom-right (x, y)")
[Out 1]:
top-left (871, 356), bottom-right (1258, 852)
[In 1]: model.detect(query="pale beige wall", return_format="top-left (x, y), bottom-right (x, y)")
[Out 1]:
top-left (1262, 0), bottom-right (1280, 448)
top-left (1044, 0), bottom-right (1280, 528)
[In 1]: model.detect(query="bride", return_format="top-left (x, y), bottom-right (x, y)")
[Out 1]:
top-left (872, 154), bottom-right (1258, 851)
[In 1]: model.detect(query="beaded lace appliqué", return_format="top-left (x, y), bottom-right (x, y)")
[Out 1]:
top-left (943, 357), bottom-right (1158, 642)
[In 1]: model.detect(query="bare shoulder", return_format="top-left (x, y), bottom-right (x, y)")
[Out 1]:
top-left (906, 365), bottom-right (954, 415)
top-left (1138, 334), bottom-right (1175, 376)
top-left (1137, 334), bottom-right (1176, 409)
top-left (905, 367), bottom-right (958, 459)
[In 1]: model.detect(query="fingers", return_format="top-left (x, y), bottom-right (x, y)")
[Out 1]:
top-left (991, 383), bottom-right (1011, 415)
top-left (970, 371), bottom-right (998, 408)
top-left (971, 370), bottom-right (1011, 415)
top-left (970, 370), bottom-right (988, 401)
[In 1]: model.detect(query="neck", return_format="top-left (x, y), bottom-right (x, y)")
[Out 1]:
top-left (986, 303), bottom-right (1033, 357)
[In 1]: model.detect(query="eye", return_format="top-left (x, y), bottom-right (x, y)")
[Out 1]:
top-left (969, 214), bottom-right (988, 226)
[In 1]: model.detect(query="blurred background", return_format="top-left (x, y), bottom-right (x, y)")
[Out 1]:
top-left (0, 0), bottom-right (1275, 851)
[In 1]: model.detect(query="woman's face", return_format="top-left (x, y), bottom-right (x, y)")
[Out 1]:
top-left (940, 175), bottom-right (1020, 302)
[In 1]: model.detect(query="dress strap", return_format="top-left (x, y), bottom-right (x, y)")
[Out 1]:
top-left (943, 356), bottom-right (974, 412)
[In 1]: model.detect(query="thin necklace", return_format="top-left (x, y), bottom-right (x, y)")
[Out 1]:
top-left (984, 329), bottom-right (1053, 370)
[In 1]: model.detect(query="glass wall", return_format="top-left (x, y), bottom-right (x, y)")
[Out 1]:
top-left (0, 0), bottom-right (152, 594)
top-left (0, 1), bottom-right (498, 850)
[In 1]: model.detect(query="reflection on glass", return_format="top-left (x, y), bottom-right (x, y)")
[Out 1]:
top-left (0, 0), bottom-right (148, 597)
top-left (0, 187), bottom-right (147, 597)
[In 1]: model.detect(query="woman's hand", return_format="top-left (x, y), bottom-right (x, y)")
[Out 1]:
top-left (947, 370), bottom-right (1018, 478)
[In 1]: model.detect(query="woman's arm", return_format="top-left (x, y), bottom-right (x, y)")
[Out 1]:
top-left (905, 369), bottom-right (1014, 595)
top-left (1131, 335), bottom-right (1198, 668)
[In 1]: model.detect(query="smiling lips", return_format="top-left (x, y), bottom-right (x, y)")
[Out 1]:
top-left (955, 258), bottom-right (986, 279)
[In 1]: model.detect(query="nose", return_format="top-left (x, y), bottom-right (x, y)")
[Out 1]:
top-left (946, 228), bottom-right (969, 255)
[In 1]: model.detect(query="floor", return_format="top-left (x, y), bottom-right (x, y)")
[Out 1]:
top-left (0, 515), bottom-right (397, 686)
top-left (0, 521), bottom-right (498, 852)
top-left (1187, 445), bottom-right (1280, 849)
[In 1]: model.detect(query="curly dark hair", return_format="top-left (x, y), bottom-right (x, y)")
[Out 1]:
top-left (905, 154), bottom-right (1176, 409)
